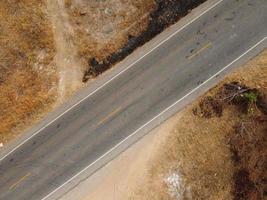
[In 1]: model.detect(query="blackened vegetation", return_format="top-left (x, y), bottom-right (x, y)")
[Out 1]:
top-left (83, 0), bottom-right (206, 82)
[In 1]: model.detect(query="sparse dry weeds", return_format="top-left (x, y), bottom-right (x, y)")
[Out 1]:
top-left (65, 0), bottom-right (156, 64)
top-left (133, 50), bottom-right (267, 200)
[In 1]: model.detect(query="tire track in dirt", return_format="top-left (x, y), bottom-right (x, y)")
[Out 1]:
top-left (46, 0), bottom-right (84, 101)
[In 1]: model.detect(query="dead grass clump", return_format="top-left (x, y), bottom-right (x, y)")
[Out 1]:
top-left (191, 81), bottom-right (267, 200)
top-left (192, 96), bottom-right (223, 118)
top-left (193, 82), bottom-right (265, 119)
top-left (230, 116), bottom-right (267, 200)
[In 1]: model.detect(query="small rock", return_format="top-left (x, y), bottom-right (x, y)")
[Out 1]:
top-left (0, 143), bottom-right (3, 148)
top-left (102, 24), bottom-right (113, 34)
top-left (79, 11), bottom-right (87, 16)
top-left (104, 8), bottom-right (112, 15)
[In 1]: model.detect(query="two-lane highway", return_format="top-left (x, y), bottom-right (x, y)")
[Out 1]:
top-left (0, 0), bottom-right (267, 199)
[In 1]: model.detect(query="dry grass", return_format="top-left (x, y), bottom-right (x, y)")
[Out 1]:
top-left (0, 0), bottom-right (57, 143)
top-left (133, 107), bottom-right (235, 200)
top-left (132, 50), bottom-right (267, 200)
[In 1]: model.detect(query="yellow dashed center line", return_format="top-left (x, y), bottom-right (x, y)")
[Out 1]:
top-left (97, 107), bottom-right (122, 127)
top-left (187, 42), bottom-right (212, 60)
top-left (9, 173), bottom-right (31, 190)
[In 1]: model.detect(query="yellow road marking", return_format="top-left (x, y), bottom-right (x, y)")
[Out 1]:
top-left (187, 42), bottom-right (212, 60)
top-left (97, 107), bottom-right (122, 126)
top-left (9, 173), bottom-right (31, 190)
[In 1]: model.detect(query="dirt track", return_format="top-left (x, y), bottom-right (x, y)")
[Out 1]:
top-left (46, 0), bottom-right (84, 99)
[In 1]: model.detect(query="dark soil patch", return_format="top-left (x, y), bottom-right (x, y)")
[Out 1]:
top-left (82, 0), bottom-right (206, 82)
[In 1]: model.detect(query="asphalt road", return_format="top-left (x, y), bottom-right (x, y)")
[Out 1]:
top-left (0, 0), bottom-right (267, 199)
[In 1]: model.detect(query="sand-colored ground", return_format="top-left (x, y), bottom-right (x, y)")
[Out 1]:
top-left (46, 0), bottom-right (84, 99)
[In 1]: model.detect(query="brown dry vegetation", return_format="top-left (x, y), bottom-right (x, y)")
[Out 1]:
top-left (133, 50), bottom-right (267, 200)
top-left (0, 1), bottom-right (57, 143)
top-left (64, 0), bottom-right (156, 64)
